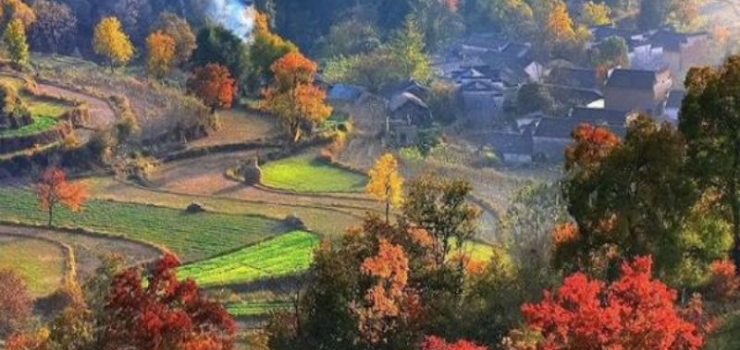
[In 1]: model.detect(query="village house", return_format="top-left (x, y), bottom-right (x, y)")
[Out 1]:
top-left (486, 131), bottom-right (534, 164)
top-left (664, 90), bottom-right (685, 125)
top-left (547, 67), bottom-right (601, 91)
top-left (569, 107), bottom-right (635, 126)
top-left (460, 80), bottom-right (505, 127)
top-left (386, 92), bottom-right (433, 146)
top-left (603, 68), bottom-right (672, 117)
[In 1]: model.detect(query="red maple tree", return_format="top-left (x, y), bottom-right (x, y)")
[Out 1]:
top-left (520, 256), bottom-right (704, 350)
top-left (102, 253), bottom-right (236, 350)
top-left (421, 336), bottom-right (489, 350)
top-left (34, 167), bottom-right (88, 227)
top-left (565, 123), bottom-right (620, 172)
top-left (187, 63), bottom-right (237, 113)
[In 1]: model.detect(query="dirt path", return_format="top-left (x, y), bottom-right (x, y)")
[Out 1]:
top-left (0, 224), bottom-right (162, 281)
top-left (36, 83), bottom-right (117, 130)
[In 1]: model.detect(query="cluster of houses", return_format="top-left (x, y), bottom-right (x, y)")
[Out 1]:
top-left (435, 25), bottom-right (712, 165)
top-left (318, 23), bottom-right (714, 164)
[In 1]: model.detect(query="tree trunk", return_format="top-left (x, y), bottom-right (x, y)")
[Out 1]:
top-left (385, 201), bottom-right (390, 223)
top-left (733, 141), bottom-right (740, 274)
top-left (47, 204), bottom-right (53, 227)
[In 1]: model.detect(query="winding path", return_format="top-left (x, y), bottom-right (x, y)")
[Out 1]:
top-left (37, 82), bottom-right (117, 130)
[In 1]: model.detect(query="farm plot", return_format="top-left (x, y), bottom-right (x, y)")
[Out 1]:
top-left (0, 187), bottom-right (283, 262)
top-left (0, 237), bottom-right (66, 297)
top-left (0, 115), bottom-right (60, 138)
top-left (226, 300), bottom-right (292, 317)
top-left (261, 154), bottom-right (367, 193)
top-left (178, 231), bottom-right (320, 287)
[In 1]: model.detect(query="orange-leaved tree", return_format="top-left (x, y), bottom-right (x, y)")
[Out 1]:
top-left (146, 30), bottom-right (176, 80)
top-left (261, 51), bottom-right (332, 143)
top-left (367, 153), bottom-right (404, 222)
top-left (421, 336), bottom-right (489, 350)
top-left (518, 256), bottom-right (704, 349)
top-left (187, 63), bottom-right (237, 113)
top-left (34, 167), bottom-right (88, 227)
top-left (101, 253), bottom-right (236, 350)
top-left (354, 238), bottom-right (420, 345)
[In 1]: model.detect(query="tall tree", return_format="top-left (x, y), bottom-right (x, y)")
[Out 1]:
top-left (34, 167), bottom-right (88, 227)
top-left (681, 56), bottom-right (740, 270)
top-left (389, 17), bottom-right (432, 83)
top-left (367, 153), bottom-right (404, 222)
top-left (517, 256), bottom-right (704, 349)
top-left (261, 51), bottom-right (332, 143)
top-left (3, 18), bottom-right (28, 67)
top-left (151, 12), bottom-right (196, 67)
top-left (402, 175), bottom-right (481, 266)
top-left (28, 0), bottom-right (76, 54)
top-left (249, 11), bottom-right (297, 86)
top-left (186, 63), bottom-right (237, 113)
top-left (0, 269), bottom-right (33, 338)
top-left (592, 35), bottom-right (629, 69)
top-left (560, 117), bottom-right (697, 276)
top-left (101, 253), bottom-right (236, 350)
top-left (146, 30), bottom-right (176, 80)
top-left (93, 16), bottom-right (134, 73)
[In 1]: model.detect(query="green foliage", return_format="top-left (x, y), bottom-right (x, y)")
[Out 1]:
top-left (517, 83), bottom-right (555, 115)
top-left (706, 313), bottom-right (740, 350)
top-left (319, 19), bottom-right (380, 58)
top-left (428, 81), bottom-right (462, 125)
top-left (261, 155), bottom-right (368, 193)
top-left (191, 25), bottom-right (250, 84)
top-left (178, 231), bottom-right (320, 286)
top-left (389, 17), bottom-right (432, 83)
top-left (0, 187), bottom-right (282, 261)
top-left (593, 36), bottom-right (629, 68)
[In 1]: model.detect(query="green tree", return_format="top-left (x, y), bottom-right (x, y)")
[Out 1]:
top-left (29, 0), bottom-right (77, 54)
top-left (191, 25), bottom-right (250, 87)
top-left (680, 56), bottom-right (740, 271)
top-left (248, 11), bottom-right (297, 87)
top-left (3, 18), bottom-right (28, 66)
top-left (402, 174), bottom-right (481, 266)
top-left (389, 16), bottom-right (432, 83)
top-left (593, 35), bottom-right (629, 68)
top-left (320, 19), bottom-right (380, 58)
top-left (516, 83), bottom-right (555, 115)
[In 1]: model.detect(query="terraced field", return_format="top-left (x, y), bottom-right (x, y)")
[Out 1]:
top-left (0, 187), bottom-right (283, 262)
top-left (0, 237), bottom-right (66, 297)
top-left (226, 300), bottom-right (292, 317)
top-left (261, 154), bottom-right (368, 193)
top-left (0, 115), bottom-right (59, 138)
top-left (179, 231), bottom-right (320, 286)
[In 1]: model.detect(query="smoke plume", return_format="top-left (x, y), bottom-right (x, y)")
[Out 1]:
top-left (207, 0), bottom-right (255, 41)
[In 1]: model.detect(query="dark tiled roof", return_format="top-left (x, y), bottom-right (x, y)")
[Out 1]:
top-left (383, 79), bottom-right (431, 100)
top-left (534, 117), bottom-right (627, 139)
top-left (605, 69), bottom-right (658, 90)
top-left (591, 25), bottom-right (633, 42)
top-left (546, 85), bottom-right (603, 106)
top-left (548, 67), bottom-right (599, 90)
top-left (461, 80), bottom-right (501, 92)
top-left (570, 107), bottom-right (630, 126)
top-left (388, 92), bottom-right (428, 111)
top-left (649, 29), bottom-right (708, 52)
top-left (488, 132), bottom-right (533, 155)
top-left (666, 90), bottom-right (686, 109)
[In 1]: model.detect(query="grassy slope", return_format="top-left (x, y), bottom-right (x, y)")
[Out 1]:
top-left (0, 238), bottom-right (65, 297)
top-left (178, 231), bottom-right (320, 287)
top-left (0, 187), bottom-right (283, 262)
top-left (261, 155), bottom-right (368, 193)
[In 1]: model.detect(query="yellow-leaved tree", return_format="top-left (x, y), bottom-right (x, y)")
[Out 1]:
top-left (581, 1), bottom-right (612, 26)
top-left (3, 18), bottom-right (29, 66)
top-left (366, 153), bottom-right (404, 222)
top-left (146, 30), bottom-right (176, 80)
top-left (93, 16), bottom-right (134, 73)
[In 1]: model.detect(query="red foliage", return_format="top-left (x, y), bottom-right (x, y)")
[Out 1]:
top-left (421, 336), bottom-right (489, 350)
top-left (565, 124), bottom-right (620, 172)
top-left (102, 253), bottom-right (236, 350)
top-left (270, 51), bottom-right (317, 90)
top-left (708, 259), bottom-right (740, 301)
top-left (0, 270), bottom-right (33, 338)
top-left (521, 256), bottom-right (704, 350)
top-left (4, 330), bottom-right (47, 350)
top-left (187, 63), bottom-right (236, 112)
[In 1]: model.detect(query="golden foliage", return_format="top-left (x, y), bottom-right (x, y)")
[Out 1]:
top-left (366, 153), bottom-right (404, 220)
top-left (3, 18), bottom-right (28, 65)
top-left (146, 30), bottom-right (176, 79)
top-left (581, 1), bottom-right (612, 26)
top-left (93, 17), bottom-right (134, 71)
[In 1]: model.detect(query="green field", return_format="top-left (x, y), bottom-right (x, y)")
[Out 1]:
top-left (27, 101), bottom-right (69, 118)
top-left (0, 188), bottom-right (282, 261)
top-left (178, 231), bottom-right (320, 286)
top-left (261, 155), bottom-right (367, 193)
top-left (0, 238), bottom-right (66, 297)
top-left (0, 115), bottom-right (60, 138)
top-left (226, 300), bottom-right (292, 317)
